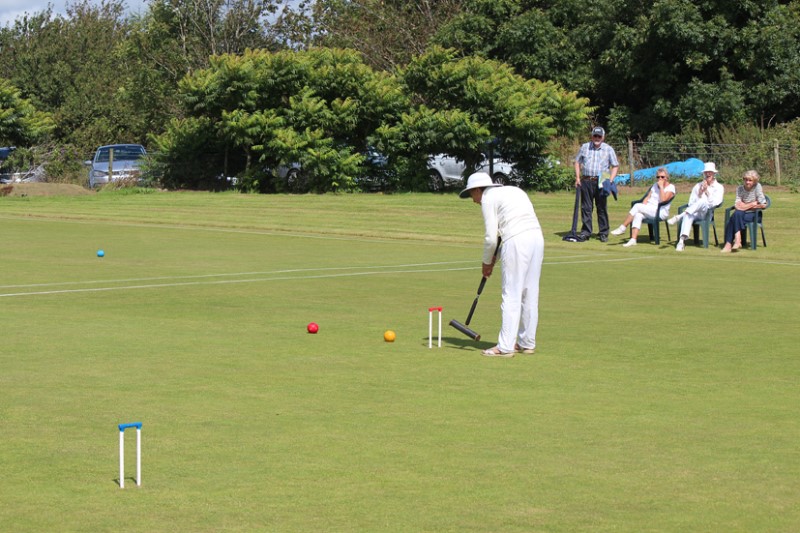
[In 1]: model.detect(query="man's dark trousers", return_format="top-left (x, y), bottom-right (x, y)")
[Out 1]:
top-left (579, 180), bottom-right (608, 239)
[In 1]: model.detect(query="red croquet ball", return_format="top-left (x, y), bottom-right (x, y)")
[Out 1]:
top-left (307, 322), bottom-right (319, 334)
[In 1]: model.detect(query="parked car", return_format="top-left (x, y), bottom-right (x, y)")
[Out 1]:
top-left (86, 144), bottom-right (147, 188)
top-left (354, 148), bottom-right (394, 191)
top-left (0, 146), bottom-right (44, 183)
top-left (427, 154), bottom-right (517, 191)
top-left (270, 148), bottom-right (392, 192)
top-left (0, 146), bottom-right (15, 163)
top-left (0, 146), bottom-right (16, 183)
top-left (271, 162), bottom-right (304, 192)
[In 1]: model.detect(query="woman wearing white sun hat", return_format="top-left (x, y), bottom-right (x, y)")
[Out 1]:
top-left (459, 172), bottom-right (544, 357)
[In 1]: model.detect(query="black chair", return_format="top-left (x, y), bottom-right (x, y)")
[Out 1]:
top-left (724, 195), bottom-right (771, 250)
top-left (630, 192), bottom-right (674, 245)
top-left (677, 202), bottom-right (722, 248)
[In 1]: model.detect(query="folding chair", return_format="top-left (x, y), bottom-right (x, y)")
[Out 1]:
top-left (677, 202), bottom-right (722, 248)
top-left (724, 195), bottom-right (770, 250)
top-left (630, 192), bottom-right (674, 245)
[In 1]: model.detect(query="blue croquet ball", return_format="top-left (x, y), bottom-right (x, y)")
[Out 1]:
top-left (97, 249), bottom-right (105, 257)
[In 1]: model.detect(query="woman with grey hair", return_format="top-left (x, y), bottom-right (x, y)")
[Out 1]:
top-left (721, 170), bottom-right (768, 253)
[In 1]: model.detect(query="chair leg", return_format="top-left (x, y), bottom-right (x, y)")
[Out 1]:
top-left (701, 221), bottom-right (709, 248)
top-left (761, 224), bottom-right (767, 247)
top-left (653, 221), bottom-right (660, 245)
top-left (664, 221), bottom-right (670, 243)
top-left (749, 223), bottom-right (757, 250)
top-left (712, 222), bottom-right (718, 246)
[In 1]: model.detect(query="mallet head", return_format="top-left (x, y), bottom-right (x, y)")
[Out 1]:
top-left (449, 319), bottom-right (481, 342)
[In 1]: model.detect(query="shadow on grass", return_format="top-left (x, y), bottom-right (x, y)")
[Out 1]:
top-left (113, 477), bottom-right (139, 488)
top-left (427, 335), bottom-right (495, 351)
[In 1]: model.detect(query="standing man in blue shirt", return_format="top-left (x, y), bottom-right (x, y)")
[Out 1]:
top-left (573, 127), bottom-right (619, 242)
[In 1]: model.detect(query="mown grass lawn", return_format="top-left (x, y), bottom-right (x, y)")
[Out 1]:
top-left (1, 186), bottom-right (798, 532)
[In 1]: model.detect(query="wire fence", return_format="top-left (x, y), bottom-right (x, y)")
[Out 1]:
top-left (621, 140), bottom-right (798, 187)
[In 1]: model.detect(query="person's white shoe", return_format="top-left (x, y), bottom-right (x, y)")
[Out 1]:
top-left (622, 238), bottom-right (637, 247)
top-left (481, 347), bottom-right (514, 358)
top-left (667, 215), bottom-right (680, 226)
top-left (675, 240), bottom-right (685, 252)
top-left (610, 226), bottom-right (626, 236)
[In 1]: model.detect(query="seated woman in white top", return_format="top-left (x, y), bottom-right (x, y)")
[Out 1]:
top-left (610, 167), bottom-right (676, 247)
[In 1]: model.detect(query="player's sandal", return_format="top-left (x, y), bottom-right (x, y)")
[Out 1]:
top-left (481, 347), bottom-right (514, 358)
top-left (515, 344), bottom-right (536, 355)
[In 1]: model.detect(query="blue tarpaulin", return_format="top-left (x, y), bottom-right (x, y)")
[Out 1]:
top-left (615, 158), bottom-right (704, 185)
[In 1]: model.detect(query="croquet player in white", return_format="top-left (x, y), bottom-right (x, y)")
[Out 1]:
top-left (667, 162), bottom-right (725, 251)
top-left (460, 172), bottom-right (544, 358)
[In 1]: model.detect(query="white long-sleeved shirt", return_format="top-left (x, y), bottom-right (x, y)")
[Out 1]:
top-left (688, 179), bottom-right (724, 209)
top-left (480, 186), bottom-right (541, 264)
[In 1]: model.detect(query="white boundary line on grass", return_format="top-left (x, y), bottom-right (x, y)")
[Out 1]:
top-left (0, 255), bottom-right (652, 298)
top-left (0, 214), bottom-right (475, 249)
top-left (0, 260), bottom-right (476, 290)
top-left (8, 214), bottom-right (798, 267)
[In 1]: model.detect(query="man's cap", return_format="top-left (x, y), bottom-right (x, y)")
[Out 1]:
top-left (459, 172), bottom-right (502, 199)
top-left (703, 162), bottom-right (718, 174)
top-left (592, 126), bottom-right (605, 137)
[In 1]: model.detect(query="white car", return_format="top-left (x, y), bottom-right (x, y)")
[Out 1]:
top-left (427, 154), bottom-right (516, 191)
top-left (87, 144), bottom-right (147, 188)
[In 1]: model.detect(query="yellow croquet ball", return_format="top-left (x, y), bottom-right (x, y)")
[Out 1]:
top-left (383, 330), bottom-right (396, 342)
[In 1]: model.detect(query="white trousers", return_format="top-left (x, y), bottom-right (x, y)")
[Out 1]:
top-left (679, 202), bottom-right (712, 238)
top-left (497, 229), bottom-right (544, 352)
top-left (628, 203), bottom-right (663, 230)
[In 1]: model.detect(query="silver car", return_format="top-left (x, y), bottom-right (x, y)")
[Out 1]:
top-left (427, 154), bottom-right (516, 191)
top-left (87, 144), bottom-right (147, 188)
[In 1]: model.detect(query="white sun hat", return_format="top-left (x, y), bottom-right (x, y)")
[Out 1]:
top-left (703, 162), bottom-right (719, 174)
top-left (459, 172), bottom-right (502, 199)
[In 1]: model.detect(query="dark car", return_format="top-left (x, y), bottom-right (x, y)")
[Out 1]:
top-left (272, 148), bottom-right (392, 192)
top-left (355, 148), bottom-right (394, 191)
top-left (0, 146), bottom-right (15, 162)
top-left (86, 144), bottom-right (147, 188)
top-left (0, 146), bottom-right (16, 183)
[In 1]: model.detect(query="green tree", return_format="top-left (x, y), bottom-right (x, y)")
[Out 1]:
top-left (0, 1), bottom-right (141, 152)
top-left (742, 2), bottom-right (800, 124)
top-left (153, 45), bottom-right (590, 192)
top-left (302, 0), bottom-right (465, 70)
top-left (434, 0), bottom-right (603, 99)
top-left (132, 0), bottom-right (283, 75)
top-left (120, 0), bottom-right (289, 153)
top-left (153, 47), bottom-right (407, 191)
top-left (0, 78), bottom-right (55, 145)
top-left (397, 46), bottom-right (590, 183)
top-left (433, 0), bottom-right (800, 139)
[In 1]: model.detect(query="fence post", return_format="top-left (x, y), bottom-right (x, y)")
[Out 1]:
top-left (774, 139), bottom-right (781, 186)
top-left (628, 140), bottom-right (635, 187)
